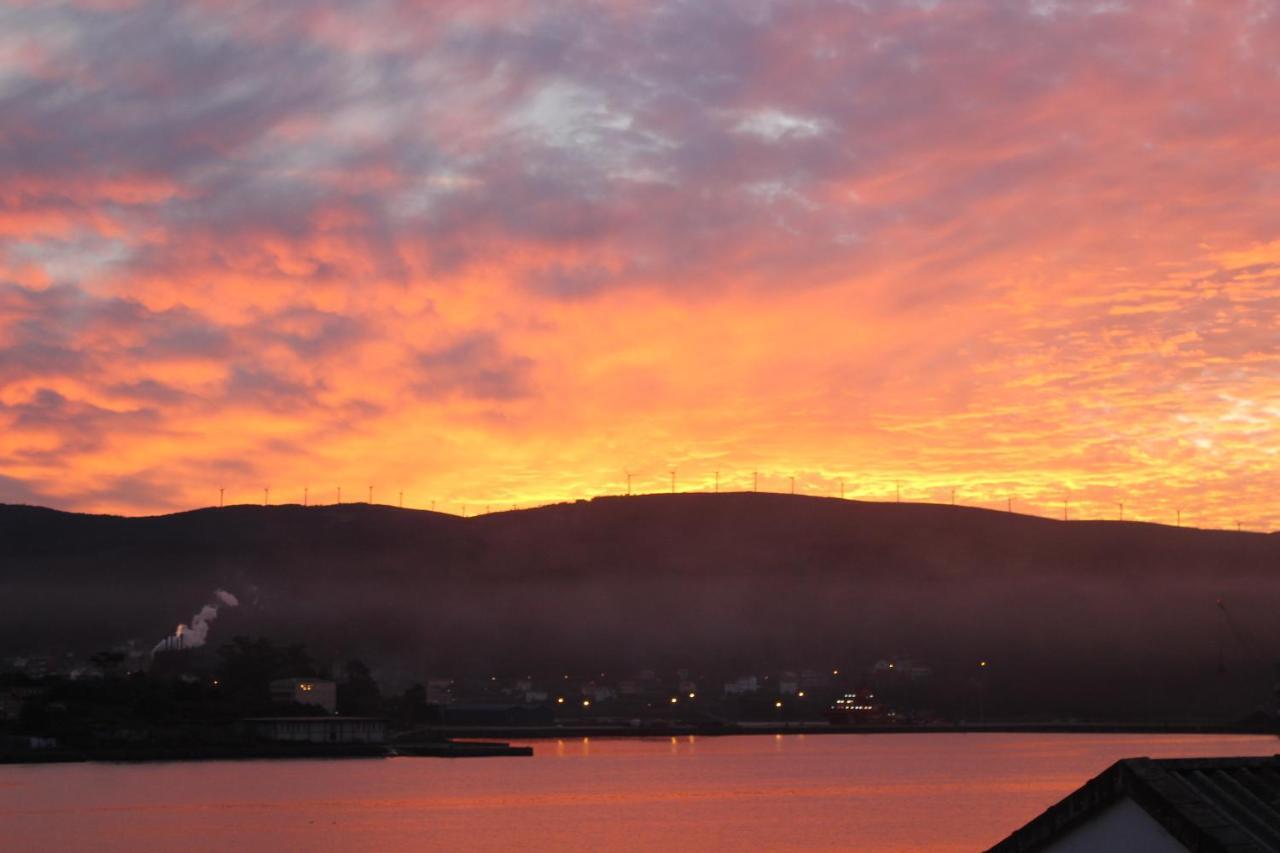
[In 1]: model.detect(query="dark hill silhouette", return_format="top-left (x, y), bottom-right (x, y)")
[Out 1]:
top-left (2, 494), bottom-right (1278, 721)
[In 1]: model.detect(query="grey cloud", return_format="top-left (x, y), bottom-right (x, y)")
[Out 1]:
top-left (414, 333), bottom-right (534, 400)
top-left (224, 365), bottom-right (325, 411)
top-left (0, 474), bottom-right (53, 507)
top-left (2, 388), bottom-right (160, 460)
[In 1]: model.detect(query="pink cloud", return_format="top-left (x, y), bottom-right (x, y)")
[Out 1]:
top-left (0, 1), bottom-right (1278, 525)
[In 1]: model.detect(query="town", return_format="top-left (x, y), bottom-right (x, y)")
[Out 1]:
top-left (1, 637), bottom-right (972, 761)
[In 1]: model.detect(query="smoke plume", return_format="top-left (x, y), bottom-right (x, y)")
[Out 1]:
top-left (152, 589), bottom-right (240, 654)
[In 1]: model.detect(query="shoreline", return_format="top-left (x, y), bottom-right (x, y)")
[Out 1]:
top-left (3, 723), bottom-right (1274, 765)
top-left (431, 721), bottom-right (1280, 740)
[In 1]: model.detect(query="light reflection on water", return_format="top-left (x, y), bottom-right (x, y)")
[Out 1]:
top-left (2, 733), bottom-right (1276, 852)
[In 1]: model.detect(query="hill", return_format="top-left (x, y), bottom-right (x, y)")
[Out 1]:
top-left (2, 494), bottom-right (1278, 720)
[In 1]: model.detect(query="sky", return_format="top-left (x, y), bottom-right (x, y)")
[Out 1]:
top-left (1, 0), bottom-right (1278, 527)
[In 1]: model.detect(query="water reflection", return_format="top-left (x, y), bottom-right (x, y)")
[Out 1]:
top-left (1, 734), bottom-right (1275, 852)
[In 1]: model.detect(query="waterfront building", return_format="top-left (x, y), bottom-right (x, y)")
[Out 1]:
top-left (245, 717), bottom-right (386, 744)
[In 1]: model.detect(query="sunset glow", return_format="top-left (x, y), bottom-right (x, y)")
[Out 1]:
top-left (2, 1), bottom-right (1279, 527)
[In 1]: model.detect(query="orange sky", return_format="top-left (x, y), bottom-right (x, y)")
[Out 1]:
top-left (2, 0), bottom-right (1279, 528)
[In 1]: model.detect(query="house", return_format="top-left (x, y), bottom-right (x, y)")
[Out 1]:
top-left (988, 756), bottom-right (1280, 852)
top-left (425, 678), bottom-right (454, 704)
top-left (270, 677), bottom-right (337, 713)
top-left (245, 717), bottom-right (386, 744)
top-left (724, 676), bottom-right (759, 696)
top-left (580, 683), bottom-right (616, 702)
top-left (778, 671), bottom-right (800, 696)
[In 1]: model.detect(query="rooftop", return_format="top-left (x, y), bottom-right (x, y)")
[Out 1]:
top-left (989, 756), bottom-right (1280, 853)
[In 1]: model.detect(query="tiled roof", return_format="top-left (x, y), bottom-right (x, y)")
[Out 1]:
top-left (989, 755), bottom-right (1280, 853)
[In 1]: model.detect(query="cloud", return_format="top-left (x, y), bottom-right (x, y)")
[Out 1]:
top-left (0, 473), bottom-right (53, 506)
top-left (414, 333), bottom-right (534, 401)
top-left (0, 1), bottom-right (1277, 525)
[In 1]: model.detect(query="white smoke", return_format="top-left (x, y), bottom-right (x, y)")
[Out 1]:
top-left (152, 589), bottom-right (239, 655)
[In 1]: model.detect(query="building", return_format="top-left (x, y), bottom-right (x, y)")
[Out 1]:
top-left (778, 672), bottom-right (800, 696)
top-left (724, 676), bottom-right (759, 696)
top-left (989, 756), bottom-right (1280, 852)
top-left (270, 677), bottom-right (337, 713)
top-left (426, 678), bottom-right (454, 704)
top-left (581, 683), bottom-right (616, 702)
top-left (246, 717), bottom-right (386, 744)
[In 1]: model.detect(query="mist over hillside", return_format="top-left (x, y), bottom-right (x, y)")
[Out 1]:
top-left (3, 494), bottom-right (1278, 721)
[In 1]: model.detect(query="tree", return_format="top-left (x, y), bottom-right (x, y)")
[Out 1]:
top-left (337, 659), bottom-right (381, 716)
top-left (214, 636), bottom-right (318, 713)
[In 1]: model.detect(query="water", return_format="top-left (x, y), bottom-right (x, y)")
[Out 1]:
top-left (2, 733), bottom-right (1276, 851)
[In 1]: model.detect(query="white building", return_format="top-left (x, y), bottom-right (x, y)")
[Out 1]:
top-left (723, 676), bottom-right (759, 696)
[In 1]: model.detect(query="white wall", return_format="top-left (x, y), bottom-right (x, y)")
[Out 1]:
top-left (1043, 797), bottom-right (1186, 853)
